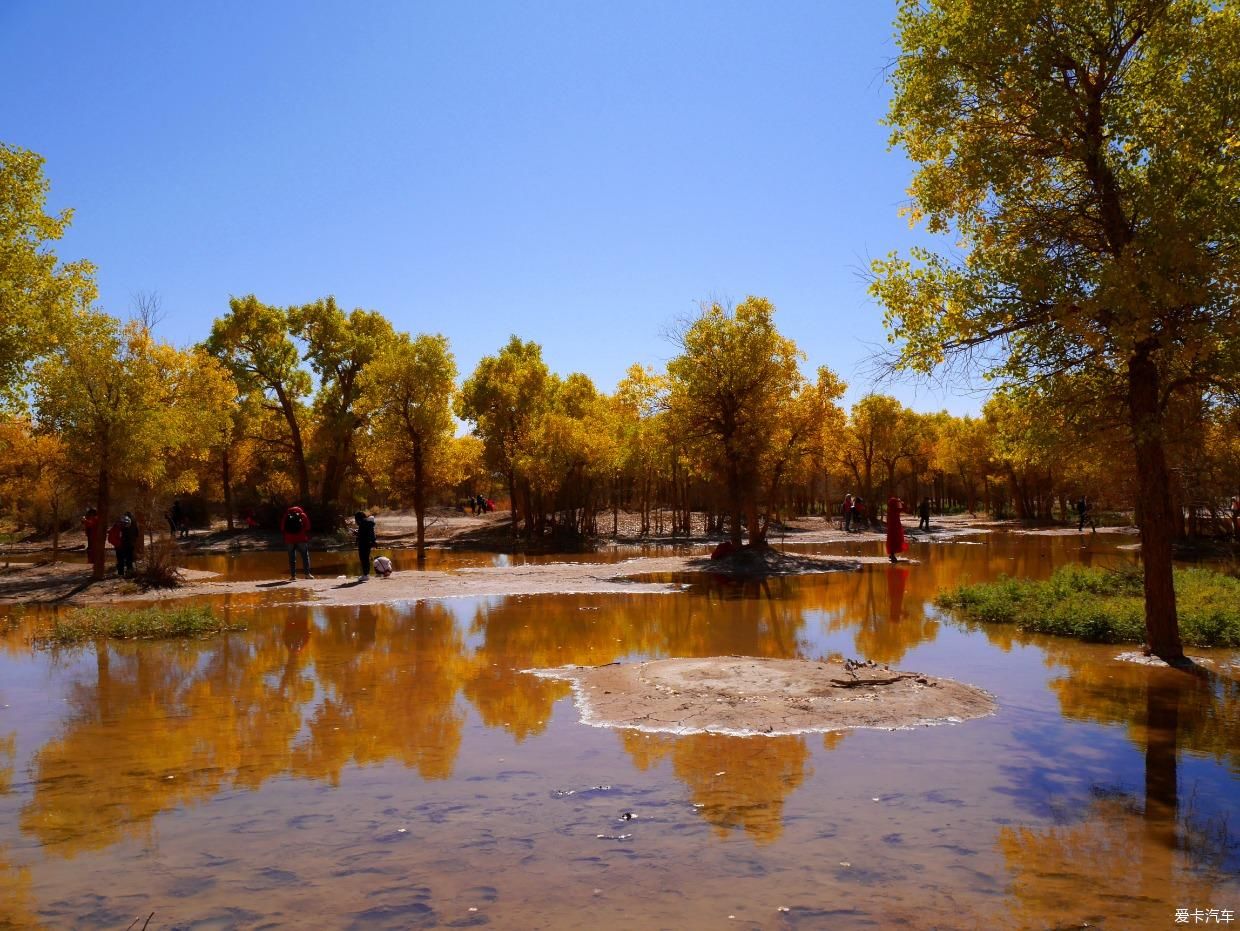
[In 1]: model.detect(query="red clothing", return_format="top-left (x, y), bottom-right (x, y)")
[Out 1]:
top-left (885, 496), bottom-right (908, 557)
top-left (281, 506), bottom-right (311, 544)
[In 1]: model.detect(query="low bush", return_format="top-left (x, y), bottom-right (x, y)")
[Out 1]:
top-left (936, 565), bottom-right (1240, 647)
top-left (132, 537), bottom-right (185, 589)
top-left (39, 605), bottom-right (243, 644)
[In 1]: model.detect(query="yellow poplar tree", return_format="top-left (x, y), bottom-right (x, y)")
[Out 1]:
top-left (33, 311), bottom-right (235, 577)
top-left (871, 0), bottom-right (1240, 660)
top-left (357, 332), bottom-right (457, 559)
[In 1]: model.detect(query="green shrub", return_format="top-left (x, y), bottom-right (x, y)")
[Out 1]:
top-left (936, 565), bottom-right (1240, 647)
top-left (39, 605), bottom-right (243, 645)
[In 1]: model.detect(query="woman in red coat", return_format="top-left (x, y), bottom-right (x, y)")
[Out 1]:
top-left (886, 495), bottom-right (909, 563)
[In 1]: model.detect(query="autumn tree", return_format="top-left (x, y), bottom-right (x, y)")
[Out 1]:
top-left (871, 0), bottom-right (1240, 661)
top-left (357, 332), bottom-right (457, 559)
top-left (457, 337), bottom-right (551, 536)
top-left (289, 297), bottom-right (395, 512)
top-left (33, 312), bottom-right (235, 577)
top-left (0, 142), bottom-right (96, 403)
top-left (204, 296), bottom-right (312, 503)
top-left (666, 298), bottom-right (833, 547)
top-left (839, 395), bottom-right (920, 512)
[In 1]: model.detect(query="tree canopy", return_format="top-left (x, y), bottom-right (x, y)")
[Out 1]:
top-left (871, 0), bottom-right (1240, 660)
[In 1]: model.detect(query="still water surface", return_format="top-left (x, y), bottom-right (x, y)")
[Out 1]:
top-left (0, 533), bottom-right (1236, 929)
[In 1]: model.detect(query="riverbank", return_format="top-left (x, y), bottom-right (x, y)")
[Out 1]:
top-left (937, 564), bottom-right (1240, 648)
top-left (0, 551), bottom-right (892, 608)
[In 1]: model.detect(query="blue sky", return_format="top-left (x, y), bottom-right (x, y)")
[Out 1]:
top-left (1, 1), bottom-right (975, 413)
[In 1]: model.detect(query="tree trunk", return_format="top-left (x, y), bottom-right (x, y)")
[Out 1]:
top-left (1128, 347), bottom-right (1183, 663)
top-left (274, 384), bottom-right (310, 502)
top-left (413, 442), bottom-right (426, 562)
top-left (222, 442), bottom-right (234, 531)
top-left (93, 466), bottom-right (109, 580)
top-left (506, 470), bottom-right (518, 537)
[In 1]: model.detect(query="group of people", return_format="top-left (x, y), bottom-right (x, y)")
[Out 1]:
top-left (81, 508), bottom-right (142, 577)
top-left (279, 504), bottom-right (393, 581)
top-left (468, 494), bottom-right (494, 515)
top-left (840, 494), bottom-right (933, 535)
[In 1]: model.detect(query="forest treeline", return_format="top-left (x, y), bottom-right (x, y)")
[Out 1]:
top-left (1, 141), bottom-right (1238, 578)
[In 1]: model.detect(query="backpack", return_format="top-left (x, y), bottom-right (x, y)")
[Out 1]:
top-left (285, 510), bottom-right (304, 533)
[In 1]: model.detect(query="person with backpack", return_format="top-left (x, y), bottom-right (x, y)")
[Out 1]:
top-left (282, 505), bottom-right (313, 579)
top-left (117, 512), bottom-right (139, 577)
top-left (353, 511), bottom-right (377, 580)
top-left (106, 517), bottom-right (124, 576)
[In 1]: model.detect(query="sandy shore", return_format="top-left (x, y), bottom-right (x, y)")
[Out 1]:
top-left (0, 552), bottom-right (898, 608)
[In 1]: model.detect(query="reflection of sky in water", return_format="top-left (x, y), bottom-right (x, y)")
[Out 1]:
top-left (0, 532), bottom-right (1236, 928)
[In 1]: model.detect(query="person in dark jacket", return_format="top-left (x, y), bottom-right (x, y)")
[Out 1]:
top-left (1076, 496), bottom-right (1096, 533)
top-left (354, 511), bottom-right (377, 579)
top-left (117, 512), bottom-right (139, 577)
top-left (918, 497), bottom-right (931, 531)
top-left (281, 505), bottom-right (313, 579)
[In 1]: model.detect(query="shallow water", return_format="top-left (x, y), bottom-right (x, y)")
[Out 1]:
top-left (180, 542), bottom-right (708, 581)
top-left (1, 533), bottom-right (1237, 929)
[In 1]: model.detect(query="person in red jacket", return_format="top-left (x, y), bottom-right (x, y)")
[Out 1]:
top-left (886, 495), bottom-right (909, 564)
top-left (281, 505), bottom-right (313, 579)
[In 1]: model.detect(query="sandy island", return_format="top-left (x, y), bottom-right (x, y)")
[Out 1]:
top-left (527, 656), bottom-right (997, 736)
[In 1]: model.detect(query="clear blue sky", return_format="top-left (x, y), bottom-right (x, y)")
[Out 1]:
top-left (1, 1), bottom-right (977, 414)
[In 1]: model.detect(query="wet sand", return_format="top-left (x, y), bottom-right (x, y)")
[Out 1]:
top-left (530, 656), bottom-right (996, 736)
top-left (0, 552), bottom-right (898, 608)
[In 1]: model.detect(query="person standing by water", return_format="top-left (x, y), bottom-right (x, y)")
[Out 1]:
top-left (1076, 496), bottom-right (1096, 533)
top-left (353, 511), bottom-right (377, 580)
top-left (282, 504), bottom-right (313, 579)
top-left (82, 508), bottom-right (101, 566)
top-left (117, 512), bottom-right (139, 577)
top-left (842, 493), bottom-right (854, 531)
top-left (886, 495), bottom-right (909, 563)
top-left (918, 497), bottom-right (931, 532)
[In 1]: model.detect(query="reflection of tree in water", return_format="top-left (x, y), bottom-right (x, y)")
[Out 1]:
top-left (621, 731), bottom-right (812, 844)
top-left (292, 602), bottom-right (468, 782)
top-left (0, 732), bottom-right (13, 794)
top-left (20, 616), bottom-right (314, 855)
top-left (0, 847), bottom-right (39, 931)
top-left (997, 662), bottom-right (1239, 927)
top-left (463, 589), bottom-right (814, 738)
top-left (15, 581), bottom-right (851, 857)
top-left (811, 565), bottom-right (939, 664)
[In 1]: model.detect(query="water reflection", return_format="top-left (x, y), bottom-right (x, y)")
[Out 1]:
top-left (0, 534), bottom-right (1235, 927)
top-left (622, 731), bottom-right (813, 844)
top-left (997, 668), bottom-right (1239, 928)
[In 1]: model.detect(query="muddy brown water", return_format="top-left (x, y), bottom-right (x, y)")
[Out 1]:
top-left (0, 533), bottom-right (1237, 929)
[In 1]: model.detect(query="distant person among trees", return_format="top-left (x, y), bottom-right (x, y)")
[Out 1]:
top-left (852, 497), bottom-right (866, 530)
top-left (281, 504), bottom-right (313, 579)
top-left (1232, 496), bottom-right (1240, 540)
top-left (842, 493), bottom-right (854, 531)
top-left (82, 508), bottom-right (100, 565)
top-left (353, 511), bottom-right (377, 580)
top-left (886, 495), bottom-right (908, 564)
top-left (172, 499), bottom-right (188, 538)
top-left (166, 499), bottom-right (189, 538)
top-left (1076, 496), bottom-right (1096, 534)
top-left (918, 497), bottom-right (931, 532)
